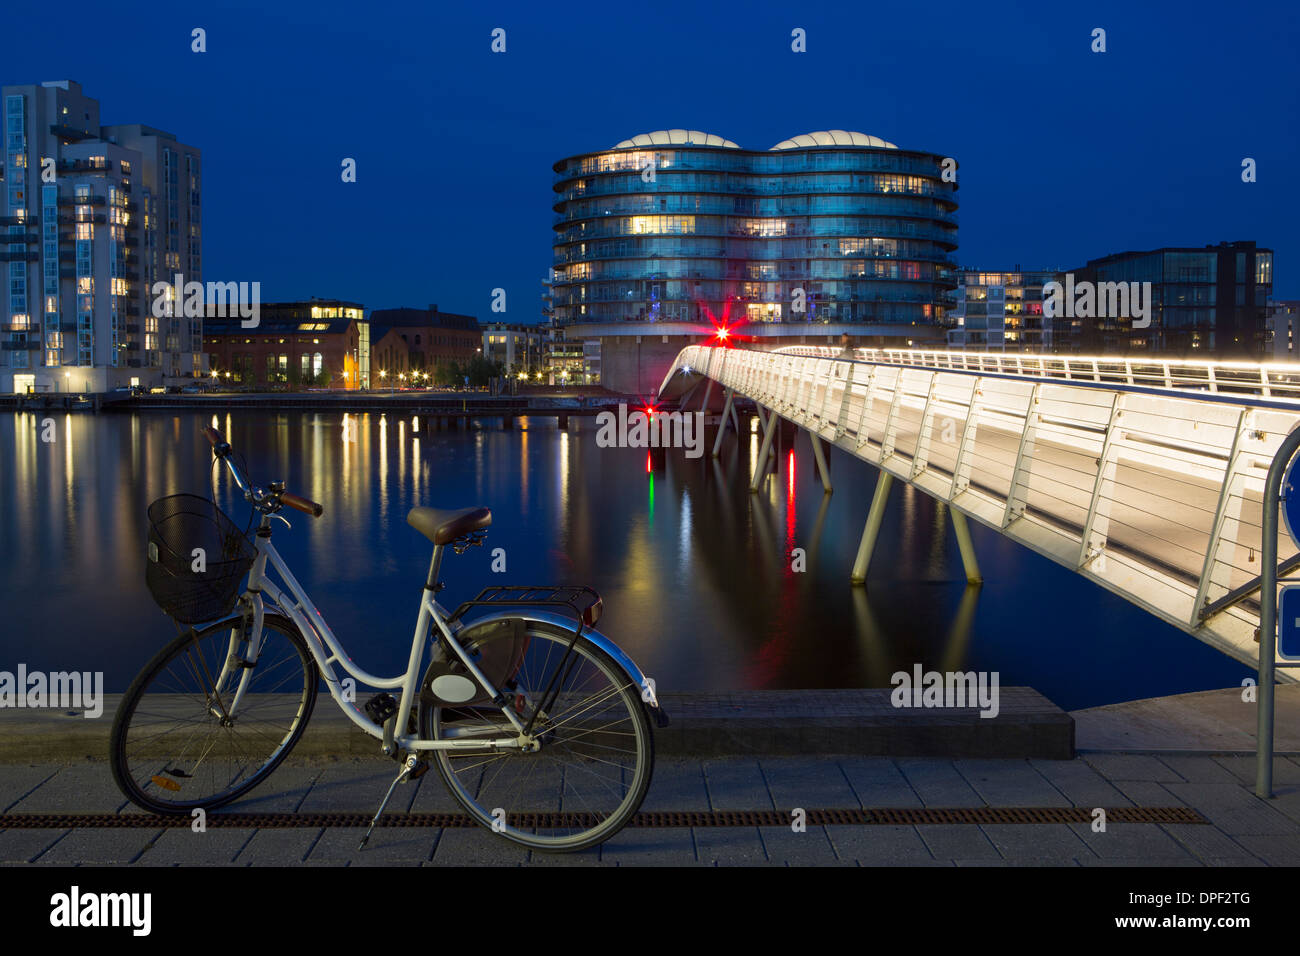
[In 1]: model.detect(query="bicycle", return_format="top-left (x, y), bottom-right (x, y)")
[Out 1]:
top-left (110, 425), bottom-right (665, 853)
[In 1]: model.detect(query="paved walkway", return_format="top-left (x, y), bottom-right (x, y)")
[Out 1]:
top-left (4, 752), bottom-right (1300, 866)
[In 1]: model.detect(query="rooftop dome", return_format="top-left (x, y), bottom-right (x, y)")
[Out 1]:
top-left (770, 130), bottom-right (898, 150)
top-left (613, 130), bottom-right (740, 149)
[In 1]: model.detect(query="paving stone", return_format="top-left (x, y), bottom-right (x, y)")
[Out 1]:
top-left (759, 758), bottom-right (858, 811)
top-left (298, 761), bottom-right (418, 814)
top-left (837, 758), bottom-right (922, 807)
top-left (759, 824), bottom-right (839, 864)
top-left (8, 764), bottom-right (129, 813)
top-left (0, 828), bottom-right (70, 863)
top-left (235, 827), bottom-right (325, 864)
top-left (1082, 754), bottom-right (1184, 782)
top-left (309, 826), bottom-right (437, 863)
top-left (1109, 780), bottom-right (1184, 807)
top-left (596, 827), bottom-right (696, 865)
top-left (225, 766), bottom-right (322, 813)
top-left (1154, 824), bottom-right (1257, 866)
top-left (426, 827), bottom-right (526, 865)
top-left (702, 759), bottom-right (772, 810)
top-left (1161, 783), bottom-right (1300, 836)
top-left (916, 824), bottom-right (1000, 861)
top-left (638, 759), bottom-right (710, 812)
top-left (954, 759), bottom-right (1070, 807)
top-left (1155, 755), bottom-right (1240, 784)
top-left (0, 766), bottom-right (60, 812)
top-left (978, 824), bottom-right (1096, 862)
top-left (1213, 755), bottom-right (1300, 786)
top-left (1029, 759), bottom-right (1131, 807)
top-left (693, 826), bottom-right (766, 864)
top-left (142, 828), bottom-right (257, 864)
top-left (1066, 823), bottom-right (1198, 861)
top-left (896, 759), bottom-right (982, 806)
top-left (35, 827), bottom-right (159, 864)
top-left (824, 824), bottom-right (933, 864)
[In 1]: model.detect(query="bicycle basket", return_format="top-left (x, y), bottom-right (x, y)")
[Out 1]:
top-left (145, 493), bottom-right (255, 624)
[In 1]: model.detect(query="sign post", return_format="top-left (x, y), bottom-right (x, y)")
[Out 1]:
top-left (1258, 431), bottom-right (1300, 798)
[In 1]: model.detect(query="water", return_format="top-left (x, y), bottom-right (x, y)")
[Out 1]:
top-left (0, 408), bottom-right (1251, 711)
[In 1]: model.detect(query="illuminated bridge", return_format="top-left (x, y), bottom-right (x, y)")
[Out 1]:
top-left (658, 345), bottom-right (1300, 675)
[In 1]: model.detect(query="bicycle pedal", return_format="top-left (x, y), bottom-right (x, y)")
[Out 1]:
top-left (364, 693), bottom-right (399, 724)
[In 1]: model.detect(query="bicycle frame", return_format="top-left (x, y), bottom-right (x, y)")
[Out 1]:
top-left (219, 512), bottom-right (530, 753)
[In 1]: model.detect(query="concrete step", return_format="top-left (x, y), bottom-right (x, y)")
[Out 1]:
top-left (0, 688), bottom-right (1073, 761)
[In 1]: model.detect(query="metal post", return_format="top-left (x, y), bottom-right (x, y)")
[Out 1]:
top-left (750, 405), bottom-right (778, 492)
top-left (809, 430), bottom-right (832, 494)
top-left (712, 387), bottom-right (735, 458)
top-left (950, 508), bottom-right (982, 584)
top-left (698, 377), bottom-right (714, 413)
top-left (851, 472), bottom-right (893, 584)
top-left (1258, 427), bottom-right (1300, 798)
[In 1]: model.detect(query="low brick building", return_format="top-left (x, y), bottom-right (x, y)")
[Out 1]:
top-left (204, 299), bottom-right (367, 389)
top-left (369, 305), bottom-right (480, 382)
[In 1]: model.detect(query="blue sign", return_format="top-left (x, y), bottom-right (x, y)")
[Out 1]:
top-left (1279, 586), bottom-right (1300, 662)
top-left (1284, 456), bottom-right (1300, 548)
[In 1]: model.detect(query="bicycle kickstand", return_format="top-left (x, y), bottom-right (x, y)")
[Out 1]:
top-left (358, 754), bottom-right (427, 851)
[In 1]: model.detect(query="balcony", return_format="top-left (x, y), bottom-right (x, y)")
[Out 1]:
top-left (1, 340), bottom-right (41, 351)
top-left (0, 251), bottom-right (38, 262)
top-left (57, 195), bottom-right (106, 207)
top-left (49, 124), bottom-right (96, 143)
top-left (0, 216), bottom-right (36, 227)
top-left (125, 323), bottom-right (140, 334)
top-left (56, 158), bottom-right (112, 174)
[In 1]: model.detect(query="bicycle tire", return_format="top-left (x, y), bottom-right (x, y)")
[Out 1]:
top-left (110, 612), bottom-right (319, 815)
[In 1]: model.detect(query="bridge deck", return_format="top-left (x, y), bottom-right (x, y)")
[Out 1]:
top-left (661, 346), bottom-right (1299, 673)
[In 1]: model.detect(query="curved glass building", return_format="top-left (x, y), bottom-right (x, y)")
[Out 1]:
top-left (551, 129), bottom-right (958, 392)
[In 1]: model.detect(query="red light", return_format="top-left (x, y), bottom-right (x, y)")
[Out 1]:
top-left (716, 326), bottom-right (730, 340)
top-left (646, 451), bottom-right (652, 473)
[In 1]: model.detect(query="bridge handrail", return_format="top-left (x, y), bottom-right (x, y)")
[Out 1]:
top-left (768, 345), bottom-right (1300, 402)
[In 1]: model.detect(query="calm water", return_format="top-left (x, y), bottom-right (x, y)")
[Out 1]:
top-left (0, 408), bottom-right (1250, 711)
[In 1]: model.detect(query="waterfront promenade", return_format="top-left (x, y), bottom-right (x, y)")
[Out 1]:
top-left (3, 687), bottom-right (1300, 866)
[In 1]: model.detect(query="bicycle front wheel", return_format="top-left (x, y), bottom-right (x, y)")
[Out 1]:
top-left (419, 622), bottom-right (654, 852)
top-left (110, 612), bottom-right (318, 814)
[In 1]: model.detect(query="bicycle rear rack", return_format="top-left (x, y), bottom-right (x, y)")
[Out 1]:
top-left (447, 585), bottom-right (603, 631)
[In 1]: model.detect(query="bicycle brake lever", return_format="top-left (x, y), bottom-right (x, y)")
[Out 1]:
top-left (271, 513), bottom-right (293, 530)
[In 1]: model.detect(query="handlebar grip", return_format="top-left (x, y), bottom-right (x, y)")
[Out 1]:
top-left (281, 492), bottom-right (324, 518)
top-left (203, 425), bottom-right (231, 458)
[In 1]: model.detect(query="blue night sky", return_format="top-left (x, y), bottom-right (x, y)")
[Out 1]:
top-left (9, 0), bottom-right (1298, 317)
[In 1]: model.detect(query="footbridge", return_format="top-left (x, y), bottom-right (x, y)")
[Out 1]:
top-left (658, 345), bottom-right (1300, 679)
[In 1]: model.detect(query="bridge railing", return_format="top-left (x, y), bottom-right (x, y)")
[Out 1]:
top-left (770, 345), bottom-right (1300, 402)
top-left (665, 345), bottom-right (1300, 669)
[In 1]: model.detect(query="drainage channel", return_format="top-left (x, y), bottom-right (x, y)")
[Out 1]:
top-left (0, 807), bottom-right (1206, 829)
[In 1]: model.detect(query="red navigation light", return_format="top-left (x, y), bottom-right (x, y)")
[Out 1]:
top-left (715, 326), bottom-right (730, 341)
top-left (642, 404), bottom-right (657, 419)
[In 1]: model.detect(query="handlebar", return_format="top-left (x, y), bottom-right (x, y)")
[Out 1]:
top-left (203, 425), bottom-right (324, 519)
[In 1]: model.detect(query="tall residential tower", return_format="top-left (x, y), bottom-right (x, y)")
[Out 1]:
top-left (1, 80), bottom-right (202, 393)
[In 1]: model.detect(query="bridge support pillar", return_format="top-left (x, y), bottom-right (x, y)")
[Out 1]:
top-left (850, 472), bottom-right (893, 584)
top-left (809, 430), bottom-right (832, 494)
top-left (712, 388), bottom-right (735, 458)
top-left (699, 377), bottom-right (714, 412)
top-left (749, 405), bottom-right (778, 492)
top-left (950, 508), bottom-right (982, 585)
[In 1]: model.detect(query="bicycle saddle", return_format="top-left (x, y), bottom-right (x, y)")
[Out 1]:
top-left (407, 506), bottom-right (492, 545)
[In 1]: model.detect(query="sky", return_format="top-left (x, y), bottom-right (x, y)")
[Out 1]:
top-left (6, 0), bottom-right (1298, 319)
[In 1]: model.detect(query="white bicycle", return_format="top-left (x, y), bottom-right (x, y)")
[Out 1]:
top-left (110, 425), bottom-right (664, 852)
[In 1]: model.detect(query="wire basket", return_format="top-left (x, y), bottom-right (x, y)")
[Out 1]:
top-left (145, 493), bottom-right (255, 624)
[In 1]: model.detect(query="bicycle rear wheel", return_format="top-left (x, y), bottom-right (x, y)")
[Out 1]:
top-left (110, 613), bottom-right (318, 814)
top-left (419, 622), bottom-right (654, 852)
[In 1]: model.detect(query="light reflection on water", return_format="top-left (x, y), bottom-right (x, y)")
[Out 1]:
top-left (0, 408), bottom-right (1251, 710)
